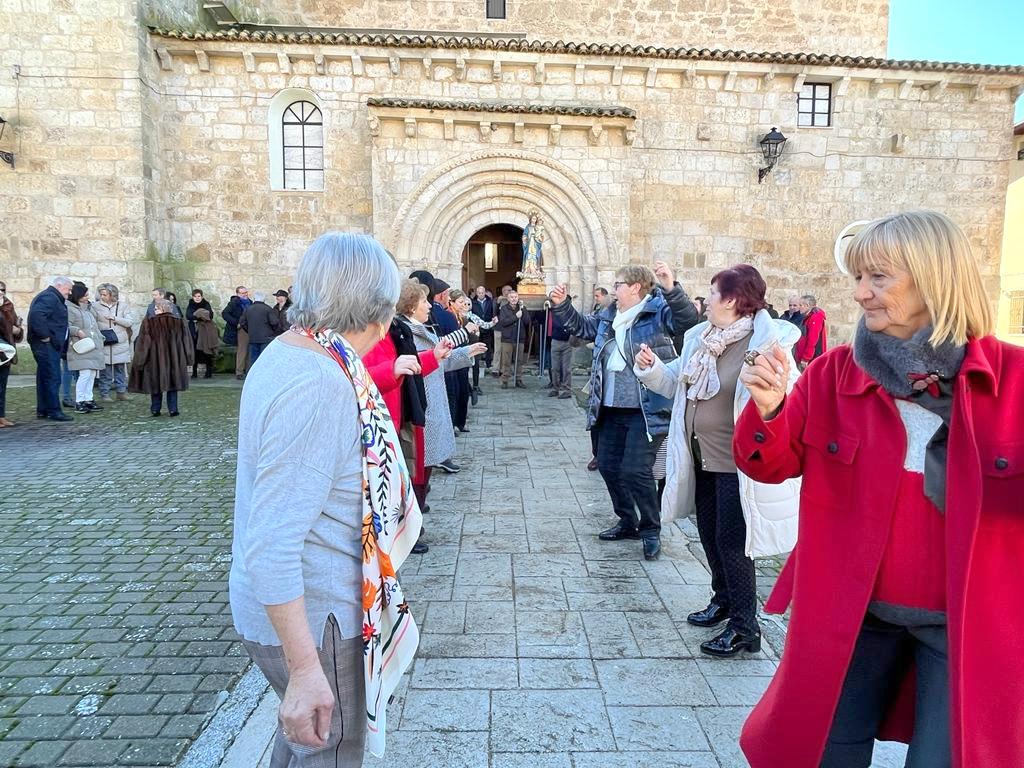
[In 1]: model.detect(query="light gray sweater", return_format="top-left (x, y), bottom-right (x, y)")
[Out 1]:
top-left (229, 340), bottom-right (364, 647)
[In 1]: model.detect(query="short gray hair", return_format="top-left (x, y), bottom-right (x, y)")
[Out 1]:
top-left (252, 292), bottom-right (265, 303)
top-left (154, 299), bottom-right (172, 313)
top-left (288, 232), bottom-right (400, 333)
top-left (96, 283), bottom-right (120, 300)
top-left (801, 294), bottom-right (817, 307)
top-left (50, 276), bottom-right (72, 289)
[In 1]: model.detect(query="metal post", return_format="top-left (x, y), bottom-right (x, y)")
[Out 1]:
top-left (512, 314), bottom-right (522, 384)
top-left (538, 305), bottom-right (549, 380)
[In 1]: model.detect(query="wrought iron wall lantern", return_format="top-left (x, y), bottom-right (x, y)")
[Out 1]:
top-left (758, 127), bottom-right (787, 183)
top-left (0, 117), bottom-right (13, 169)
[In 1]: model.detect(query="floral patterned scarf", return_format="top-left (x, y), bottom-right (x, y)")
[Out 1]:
top-left (303, 328), bottom-right (422, 758)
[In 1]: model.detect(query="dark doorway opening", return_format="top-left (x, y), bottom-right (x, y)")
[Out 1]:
top-left (460, 223), bottom-right (523, 296)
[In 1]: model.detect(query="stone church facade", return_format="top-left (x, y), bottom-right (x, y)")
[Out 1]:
top-left (2, 0), bottom-right (1022, 340)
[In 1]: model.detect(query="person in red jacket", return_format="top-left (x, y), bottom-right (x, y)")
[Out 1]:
top-left (364, 279), bottom-right (453, 554)
top-left (735, 210), bottom-right (1024, 768)
top-left (793, 294), bottom-right (827, 370)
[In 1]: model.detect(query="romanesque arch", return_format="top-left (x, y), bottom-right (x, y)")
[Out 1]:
top-left (388, 149), bottom-right (619, 299)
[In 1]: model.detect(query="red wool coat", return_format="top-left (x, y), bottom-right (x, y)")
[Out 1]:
top-left (733, 336), bottom-right (1024, 768)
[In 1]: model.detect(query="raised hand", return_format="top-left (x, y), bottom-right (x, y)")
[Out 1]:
top-left (433, 339), bottom-right (453, 362)
top-left (466, 322), bottom-right (480, 334)
top-left (653, 261), bottom-right (674, 291)
top-left (515, 310), bottom-right (523, 319)
top-left (393, 354), bottom-right (422, 377)
top-left (467, 342), bottom-right (488, 358)
top-left (739, 344), bottom-right (789, 419)
top-left (550, 284), bottom-right (568, 305)
top-left (635, 343), bottom-right (657, 370)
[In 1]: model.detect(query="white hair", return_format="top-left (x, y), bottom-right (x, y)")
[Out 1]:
top-left (252, 292), bottom-right (265, 303)
top-left (50, 276), bottom-right (72, 289)
top-left (288, 232), bottom-right (399, 333)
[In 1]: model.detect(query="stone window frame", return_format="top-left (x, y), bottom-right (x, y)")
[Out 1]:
top-left (486, 0), bottom-right (507, 20)
top-left (268, 87), bottom-right (326, 192)
top-left (1009, 292), bottom-right (1024, 336)
top-left (282, 101), bottom-right (325, 191)
top-left (797, 82), bottom-right (833, 128)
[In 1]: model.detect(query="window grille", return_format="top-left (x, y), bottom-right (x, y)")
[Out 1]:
top-left (1010, 292), bottom-right (1024, 335)
top-left (798, 83), bottom-right (832, 128)
top-left (282, 101), bottom-right (324, 191)
top-left (486, 0), bottom-right (506, 19)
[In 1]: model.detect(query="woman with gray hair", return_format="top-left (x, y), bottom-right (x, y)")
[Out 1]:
top-left (230, 233), bottom-right (422, 766)
top-left (93, 283), bottom-right (136, 402)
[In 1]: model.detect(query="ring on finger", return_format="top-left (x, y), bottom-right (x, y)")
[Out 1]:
top-left (742, 350), bottom-right (761, 366)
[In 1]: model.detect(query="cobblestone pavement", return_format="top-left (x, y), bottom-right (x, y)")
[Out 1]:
top-left (1, 378), bottom-right (248, 768)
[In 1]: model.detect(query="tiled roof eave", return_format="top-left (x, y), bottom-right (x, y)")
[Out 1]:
top-left (148, 27), bottom-right (1024, 76)
top-left (366, 98), bottom-right (636, 118)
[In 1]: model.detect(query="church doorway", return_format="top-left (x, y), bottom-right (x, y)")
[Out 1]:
top-left (460, 223), bottom-right (523, 296)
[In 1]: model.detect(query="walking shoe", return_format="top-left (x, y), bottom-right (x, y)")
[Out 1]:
top-left (62, 398), bottom-right (75, 408)
top-left (587, 458), bottom-right (599, 472)
top-left (235, 374), bottom-right (245, 380)
top-left (514, 381), bottom-right (527, 389)
top-left (687, 602), bottom-right (729, 627)
top-left (700, 627), bottom-right (762, 657)
top-left (470, 390), bottom-right (479, 406)
top-left (438, 459), bottom-right (461, 474)
top-left (598, 522), bottom-right (641, 541)
top-left (75, 402), bottom-right (92, 413)
top-left (0, 417), bottom-right (14, 427)
top-left (151, 411), bottom-right (161, 417)
top-left (48, 412), bottom-right (74, 422)
top-left (458, 426), bottom-right (470, 433)
top-left (169, 411), bottom-right (180, 417)
top-left (98, 395), bottom-right (114, 403)
top-left (116, 392), bottom-right (131, 401)
top-left (421, 504), bottom-right (430, 514)
top-left (643, 537), bottom-right (661, 560)
top-left (558, 391), bottom-right (572, 399)
top-left (411, 539), bottom-right (429, 554)
top-left (548, 389), bottom-right (560, 397)
top-left (85, 401), bottom-right (103, 411)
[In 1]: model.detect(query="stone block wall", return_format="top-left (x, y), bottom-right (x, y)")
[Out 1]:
top-left (274, 0), bottom-right (891, 58)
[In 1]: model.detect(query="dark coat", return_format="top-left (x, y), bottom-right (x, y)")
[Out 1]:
top-left (129, 314), bottom-right (194, 394)
top-left (553, 285), bottom-right (698, 435)
top-left (221, 296), bottom-right (251, 345)
top-left (497, 302), bottom-right (527, 343)
top-left (185, 299), bottom-right (212, 339)
top-left (270, 302), bottom-right (291, 336)
top-left (0, 299), bottom-right (22, 364)
top-left (239, 301), bottom-right (280, 344)
top-left (471, 296), bottom-right (496, 324)
top-left (780, 310), bottom-right (804, 327)
top-left (734, 338), bottom-right (1024, 768)
top-left (27, 286), bottom-right (69, 351)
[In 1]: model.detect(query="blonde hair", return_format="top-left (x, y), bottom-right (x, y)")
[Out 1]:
top-left (843, 210), bottom-right (993, 347)
top-left (396, 279), bottom-right (428, 316)
top-left (615, 265), bottom-right (655, 293)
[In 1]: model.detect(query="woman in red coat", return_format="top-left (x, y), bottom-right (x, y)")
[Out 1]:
top-left (735, 210), bottom-right (1024, 768)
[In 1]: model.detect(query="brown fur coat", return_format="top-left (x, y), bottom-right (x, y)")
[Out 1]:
top-left (129, 313), bottom-right (194, 394)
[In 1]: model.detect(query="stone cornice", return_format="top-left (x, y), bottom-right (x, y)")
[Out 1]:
top-left (366, 98), bottom-right (635, 119)
top-left (149, 28), bottom-right (1024, 77)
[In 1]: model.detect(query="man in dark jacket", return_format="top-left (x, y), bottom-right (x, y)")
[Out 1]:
top-left (239, 292), bottom-right (279, 367)
top-left (546, 294), bottom-right (574, 399)
top-left (471, 285), bottom-right (496, 370)
top-left (780, 295), bottom-right (804, 327)
top-left (497, 291), bottom-right (527, 389)
top-left (221, 286), bottom-right (251, 379)
top-left (550, 262), bottom-right (698, 560)
top-left (270, 290), bottom-right (291, 336)
top-left (28, 276), bottom-right (74, 421)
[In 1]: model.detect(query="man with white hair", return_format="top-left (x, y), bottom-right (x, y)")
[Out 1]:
top-left (27, 276), bottom-right (74, 421)
top-left (794, 293), bottom-right (828, 371)
top-left (239, 291), bottom-right (280, 368)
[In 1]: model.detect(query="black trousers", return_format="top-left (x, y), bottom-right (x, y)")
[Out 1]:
top-left (480, 329), bottom-right (494, 367)
top-left (0, 361), bottom-right (9, 417)
top-left (694, 467), bottom-right (758, 634)
top-left (31, 342), bottom-right (63, 417)
top-left (822, 615), bottom-right (950, 768)
top-left (445, 368), bottom-right (470, 430)
top-left (595, 407), bottom-right (664, 538)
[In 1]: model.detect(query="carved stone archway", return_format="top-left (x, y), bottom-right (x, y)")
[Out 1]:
top-left (384, 149), bottom-right (620, 303)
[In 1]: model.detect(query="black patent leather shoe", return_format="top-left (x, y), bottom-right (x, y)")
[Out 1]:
top-left (643, 537), bottom-right (661, 560)
top-left (687, 602), bottom-right (729, 627)
top-left (598, 522), bottom-right (641, 541)
top-left (700, 627), bottom-right (762, 657)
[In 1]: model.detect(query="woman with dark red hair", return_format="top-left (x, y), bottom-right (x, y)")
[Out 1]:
top-left (636, 264), bottom-right (801, 657)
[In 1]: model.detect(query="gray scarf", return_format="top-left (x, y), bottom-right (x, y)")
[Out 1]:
top-left (853, 319), bottom-right (965, 512)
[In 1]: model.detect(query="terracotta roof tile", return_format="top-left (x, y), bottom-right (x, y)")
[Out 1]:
top-left (149, 29), bottom-right (1024, 76)
top-left (366, 97), bottom-right (635, 118)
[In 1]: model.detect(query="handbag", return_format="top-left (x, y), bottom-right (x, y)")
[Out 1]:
top-left (101, 329), bottom-right (118, 346)
top-left (72, 336), bottom-right (96, 355)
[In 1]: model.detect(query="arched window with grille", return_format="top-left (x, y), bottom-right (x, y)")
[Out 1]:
top-left (268, 88), bottom-right (325, 192)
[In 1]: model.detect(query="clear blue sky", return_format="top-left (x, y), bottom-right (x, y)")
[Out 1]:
top-left (888, 0), bottom-right (1024, 122)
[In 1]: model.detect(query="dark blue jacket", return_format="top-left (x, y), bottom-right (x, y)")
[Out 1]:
top-left (431, 302), bottom-right (460, 337)
top-left (553, 284), bottom-right (698, 436)
top-left (221, 296), bottom-right (251, 346)
top-left (27, 286), bottom-right (69, 351)
top-left (471, 296), bottom-right (496, 326)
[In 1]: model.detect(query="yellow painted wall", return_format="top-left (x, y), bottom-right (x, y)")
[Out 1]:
top-left (997, 133), bottom-right (1024, 346)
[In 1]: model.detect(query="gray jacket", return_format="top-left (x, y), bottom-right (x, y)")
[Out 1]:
top-left (93, 300), bottom-right (137, 366)
top-left (407, 319), bottom-right (473, 467)
top-left (66, 301), bottom-right (105, 371)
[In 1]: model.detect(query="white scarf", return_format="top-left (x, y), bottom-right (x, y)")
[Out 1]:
top-left (607, 296), bottom-right (649, 372)
top-left (682, 316), bottom-right (755, 400)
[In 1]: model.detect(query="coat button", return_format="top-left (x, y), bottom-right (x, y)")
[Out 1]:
top-left (995, 457), bottom-right (1009, 470)
top-left (753, 432), bottom-right (766, 443)
top-left (827, 442), bottom-right (839, 454)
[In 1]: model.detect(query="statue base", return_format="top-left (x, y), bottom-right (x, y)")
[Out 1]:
top-left (515, 273), bottom-right (548, 309)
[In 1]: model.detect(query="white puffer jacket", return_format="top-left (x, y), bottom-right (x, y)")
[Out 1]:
top-left (635, 309), bottom-right (801, 558)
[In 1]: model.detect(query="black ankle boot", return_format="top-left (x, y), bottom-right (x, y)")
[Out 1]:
top-left (598, 522), bottom-right (640, 541)
top-left (687, 602), bottom-right (729, 627)
top-left (700, 626), bottom-right (762, 657)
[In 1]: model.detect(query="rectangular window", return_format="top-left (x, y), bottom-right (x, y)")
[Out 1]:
top-left (798, 82), bottom-right (832, 128)
top-left (1010, 292), bottom-right (1024, 335)
top-left (486, 0), bottom-right (506, 19)
top-left (484, 243), bottom-right (498, 271)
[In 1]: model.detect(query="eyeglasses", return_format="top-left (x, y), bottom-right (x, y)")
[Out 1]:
top-left (613, 281), bottom-right (634, 290)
